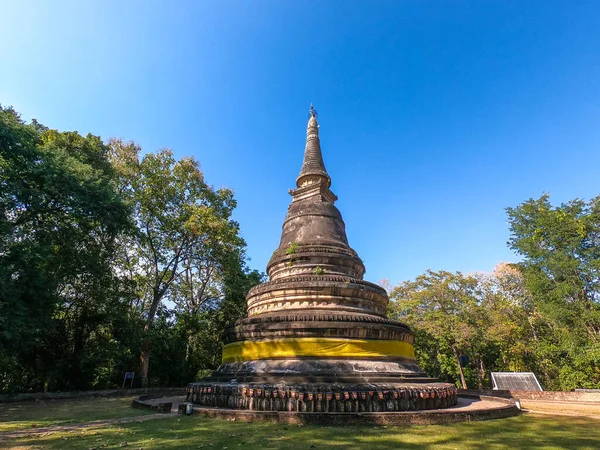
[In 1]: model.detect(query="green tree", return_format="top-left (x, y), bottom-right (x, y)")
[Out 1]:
top-left (390, 270), bottom-right (489, 389)
top-left (1, 106), bottom-right (261, 393)
top-left (507, 194), bottom-right (600, 389)
top-left (109, 140), bottom-right (247, 386)
top-left (507, 194), bottom-right (600, 342)
top-left (0, 106), bottom-right (130, 392)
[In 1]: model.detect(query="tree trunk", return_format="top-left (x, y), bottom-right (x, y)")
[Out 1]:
top-left (140, 337), bottom-right (151, 388)
top-left (139, 290), bottom-right (162, 387)
top-left (526, 314), bottom-right (538, 341)
top-left (477, 358), bottom-right (486, 389)
top-left (453, 347), bottom-right (468, 389)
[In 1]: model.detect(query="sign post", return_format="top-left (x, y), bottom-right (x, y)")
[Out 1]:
top-left (122, 372), bottom-right (135, 389)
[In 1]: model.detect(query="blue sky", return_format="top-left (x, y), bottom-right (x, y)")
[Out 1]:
top-left (2, 1), bottom-right (600, 284)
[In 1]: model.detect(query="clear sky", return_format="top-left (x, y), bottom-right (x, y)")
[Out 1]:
top-left (2, 1), bottom-right (600, 284)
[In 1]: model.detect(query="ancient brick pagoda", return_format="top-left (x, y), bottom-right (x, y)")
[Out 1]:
top-left (187, 107), bottom-right (457, 413)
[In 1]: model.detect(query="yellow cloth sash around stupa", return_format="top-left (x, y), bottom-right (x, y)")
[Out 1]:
top-left (222, 338), bottom-right (414, 363)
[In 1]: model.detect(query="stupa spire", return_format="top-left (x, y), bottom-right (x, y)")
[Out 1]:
top-left (296, 104), bottom-right (331, 188)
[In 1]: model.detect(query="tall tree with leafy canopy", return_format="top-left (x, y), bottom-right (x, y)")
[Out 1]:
top-left (507, 194), bottom-right (600, 341)
top-left (507, 194), bottom-right (600, 389)
top-left (176, 256), bottom-right (264, 381)
top-left (0, 106), bottom-right (130, 391)
top-left (479, 264), bottom-right (539, 373)
top-left (389, 270), bottom-right (488, 389)
top-left (109, 140), bottom-right (247, 386)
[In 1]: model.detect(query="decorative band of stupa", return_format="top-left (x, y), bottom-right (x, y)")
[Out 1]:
top-left (186, 382), bottom-right (458, 412)
top-left (221, 338), bottom-right (415, 363)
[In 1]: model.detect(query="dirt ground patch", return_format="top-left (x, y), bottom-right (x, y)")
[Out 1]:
top-left (521, 400), bottom-right (600, 418)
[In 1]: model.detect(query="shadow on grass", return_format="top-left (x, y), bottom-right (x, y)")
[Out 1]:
top-left (0, 397), bottom-right (151, 432)
top-left (5, 414), bottom-right (600, 449)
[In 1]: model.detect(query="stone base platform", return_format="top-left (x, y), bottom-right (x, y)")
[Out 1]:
top-left (187, 382), bottom-right (458, 413)
top-left (185, 395), bottom-right (518, 425)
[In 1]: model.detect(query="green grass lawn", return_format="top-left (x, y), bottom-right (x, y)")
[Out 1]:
top-left (0, 396), bottom-right (152, 432)
top-left (1, 412), bottom-right (600, 450)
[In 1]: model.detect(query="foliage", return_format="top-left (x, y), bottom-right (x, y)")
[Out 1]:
top-left (390, 270), bottom-right (488, 388)
top-left (285, 241), bottom-right (298, 255)
top-left (506, 194), bottom-right (600, 389)
top-left (108, 139), bottom-right (249, 385)
top-left (390, 194), bottom-right (600, 391)
top-left (0, 106), bottom-right (131, 392)
top-left (0, 107), bottom-right (261, 393)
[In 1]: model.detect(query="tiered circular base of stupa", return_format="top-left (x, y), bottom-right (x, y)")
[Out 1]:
top-left (188, 269), bottom-right (458, 412)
